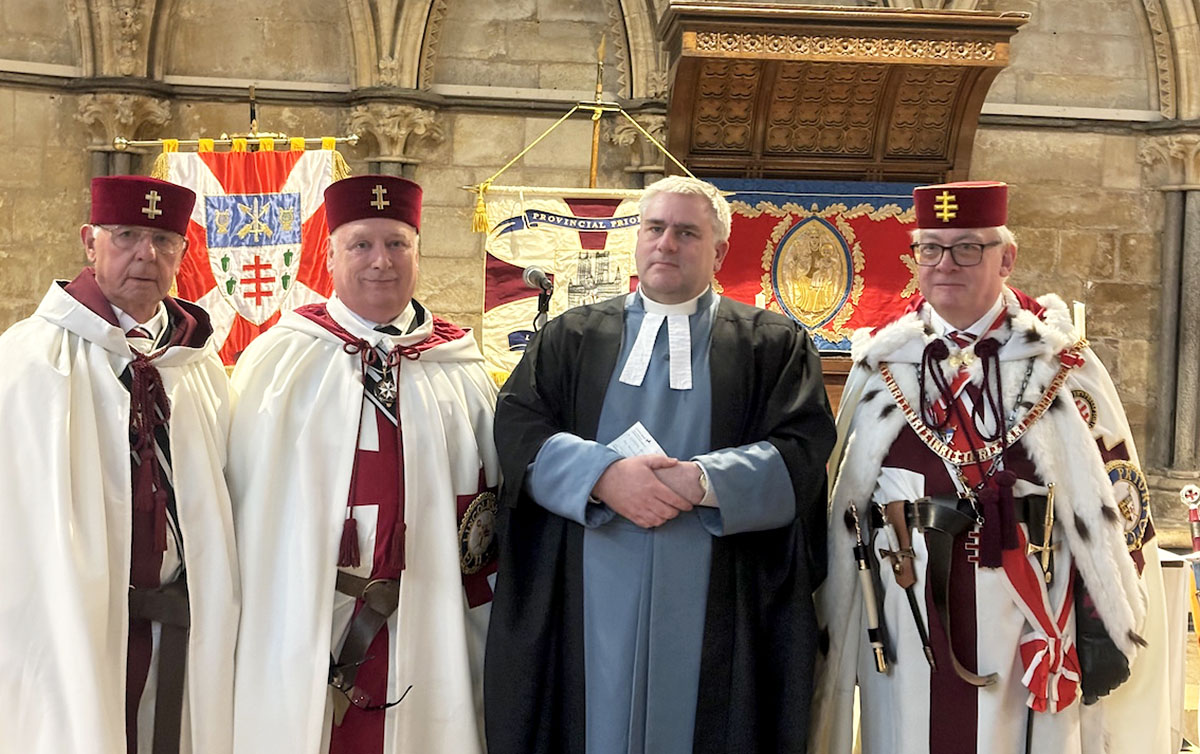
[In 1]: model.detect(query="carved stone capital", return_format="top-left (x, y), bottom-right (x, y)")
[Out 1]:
top-left (608, 114), bottom-right (667, 170)
top-left (75, 93), bottom-right (170, 146)
top-left (1139, 133), bottom-right (1200, 187)
top-left (644, 70), bottom-right (669, 101)
top-left (346, 104), bottom-right (444, 160)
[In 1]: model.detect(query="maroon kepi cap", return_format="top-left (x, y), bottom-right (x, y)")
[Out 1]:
top-left (913, 181), bottom-right (1007, 229)
top-left (91, 176), bottom-right (196, 236)
top-left (324, 175), bottom-right (422, 233)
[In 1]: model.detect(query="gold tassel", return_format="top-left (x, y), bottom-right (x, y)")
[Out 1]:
top-left (150, 152), bottom-right (170, 180)
top-left (471, 185), bottom-right (489, 233)
top-left (332, 150), bottom-right (351, 181)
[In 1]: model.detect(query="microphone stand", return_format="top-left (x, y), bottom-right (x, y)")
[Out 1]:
top-left (533, 286), bottom-right (552, 332)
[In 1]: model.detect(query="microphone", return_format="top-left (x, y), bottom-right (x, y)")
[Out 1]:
top-left (522, 266), bottom-right (554, 293)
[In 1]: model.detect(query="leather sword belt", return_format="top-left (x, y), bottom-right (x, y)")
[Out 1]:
top-left (328, 571), bottom-right (401, 724)
top-left (128, 577), bottom-right (190, 754)
top-left (869, 494), bottom-right (1049, 687)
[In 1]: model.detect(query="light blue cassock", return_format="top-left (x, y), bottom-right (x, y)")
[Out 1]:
top-left (527, 288), bottom-right (796, 754)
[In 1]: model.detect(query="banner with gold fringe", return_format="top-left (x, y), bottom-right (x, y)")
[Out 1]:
top-left (715, 179), bottom-right (918, 353)
top-left (153, 145), bottom-right (350, 363)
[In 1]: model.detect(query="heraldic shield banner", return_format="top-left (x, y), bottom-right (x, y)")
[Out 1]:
top-left (155, 148), bottom-right (348, 364)
top-left (482, 179), bottom-right (919, 374)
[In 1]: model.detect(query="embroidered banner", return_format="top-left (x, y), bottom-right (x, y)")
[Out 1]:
top-left (156, 148), bottom-right (348, 363)
top-left (481, 179), bottom-right (919, 374)
top-left (715, 179), bottom-right (919, 353)
top-left (481, 189), bottom-right (642, 374)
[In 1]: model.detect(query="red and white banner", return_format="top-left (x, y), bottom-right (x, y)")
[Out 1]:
top-left (157, 149), bottom-right (345, 363)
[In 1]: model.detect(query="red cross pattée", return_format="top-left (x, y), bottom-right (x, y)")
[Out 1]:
top-left (241, 255), bottom-right (276, 304)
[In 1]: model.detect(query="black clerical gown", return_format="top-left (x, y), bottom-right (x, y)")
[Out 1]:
top-left (484, 294), bottom-right (836, 754)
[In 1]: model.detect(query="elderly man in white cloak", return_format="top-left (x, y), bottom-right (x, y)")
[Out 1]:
top-left (0, 175), bottom-right (239, 754)
top-left (228, 174), bottom-right (499, 754)
top-left (810, 180), bottom-right (1171, 754)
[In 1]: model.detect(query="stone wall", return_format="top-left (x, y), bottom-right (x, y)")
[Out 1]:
top-left (971, 127), bottom-right (1161, 456)
top-left (0, 87), bottom-right (92, 328)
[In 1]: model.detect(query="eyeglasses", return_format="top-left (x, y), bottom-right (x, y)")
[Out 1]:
top-left (910, 240), bottom-right (1001, 267)
top-left (95, 225), bottom-right (186, 256)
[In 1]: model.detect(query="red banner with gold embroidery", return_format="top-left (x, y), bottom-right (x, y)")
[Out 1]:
top-left (714, 179), bottom-right (918, 352)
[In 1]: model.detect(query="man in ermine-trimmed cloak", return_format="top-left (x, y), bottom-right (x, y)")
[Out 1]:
top-left (485, 175), bottom-right (836, 754)
top-left (0, 176), bottom-right (239, 754)
top-left (228, 175), bottom-right (499, 754)
top-left (810, 181), bottom-right (1171, 754)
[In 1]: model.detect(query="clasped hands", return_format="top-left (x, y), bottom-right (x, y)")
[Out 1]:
top-left (590, 455), bottom-right (704, 529)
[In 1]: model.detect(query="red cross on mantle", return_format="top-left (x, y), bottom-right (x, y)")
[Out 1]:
top-left (241, 255), bottom-right (276, 304)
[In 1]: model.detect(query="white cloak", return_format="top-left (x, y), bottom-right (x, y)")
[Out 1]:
top-left (0, 281), bottom-right (240, 754)
top-left (811, 289), bottom-right (1170, 754)
top-left (228, 302), bottom-right (500, 754)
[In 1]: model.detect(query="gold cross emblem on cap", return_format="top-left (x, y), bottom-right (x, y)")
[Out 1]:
top-left (370, 184), bottom-right (390, 211)
top-left (142, 190), bottom-right (163, 219)
top-left (933, 190), bottom-right (957, 222)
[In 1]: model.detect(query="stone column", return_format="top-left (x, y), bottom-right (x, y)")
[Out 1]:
top-left (75, 93), bottom-right (170, 177)
top-left (1140, 132), bottom-right (1200, 538)
top-left (1179, 189), bottom-right (1200, 465)
top-left (346, 104), bottom-right (444, 179)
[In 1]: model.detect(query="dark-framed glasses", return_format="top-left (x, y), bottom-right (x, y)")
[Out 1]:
top-left (910, 240), bottom-right (1001, 267)
top-left (95, 225), bottom-right (186, 256)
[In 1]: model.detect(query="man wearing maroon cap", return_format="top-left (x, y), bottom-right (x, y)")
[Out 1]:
top-left (227, 175), bottom-right (499, 754)
top-left (811, 181), bottom-right (1171, 753)
top-left (0, 175), bottom-right (239, 754)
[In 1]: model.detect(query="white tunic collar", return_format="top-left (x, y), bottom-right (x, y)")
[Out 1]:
top-left (113, 302), bottom-right (168, 352)
top-left (326, 295), bottom-right (425, 348)
top-left (927, 292), bottom-right (1005, 338)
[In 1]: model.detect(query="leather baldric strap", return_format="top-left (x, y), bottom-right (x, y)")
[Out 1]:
top-left (128, 577), bottom-right (190, 754)
top-left (873, 495), bottom-right (1048, 687)
top-left (910, 497), bottom-right (998, 688)
top-left (329, 572), bottom-right (401, 724)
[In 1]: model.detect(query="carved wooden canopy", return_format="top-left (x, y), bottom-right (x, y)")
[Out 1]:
top-left (659, 3), bottom-right (1027, 182)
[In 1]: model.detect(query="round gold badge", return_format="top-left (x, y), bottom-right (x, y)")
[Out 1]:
top-left (459, 491), bottom-right (498, 574)
top-left (1106, 460), bottom-right (1149, 551)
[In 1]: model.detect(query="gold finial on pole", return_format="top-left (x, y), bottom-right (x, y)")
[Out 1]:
top-left (249, 85), bottom-right (258, 135)
top-left (588, 36), bottom-right (606, 189)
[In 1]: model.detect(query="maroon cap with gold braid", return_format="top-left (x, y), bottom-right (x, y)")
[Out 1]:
top-left (324, 175), bottom-right (422, 233)
top-left (913, 181), bottom-right (1007, 229)
top-left (90, 176), bottom-right (196, 236)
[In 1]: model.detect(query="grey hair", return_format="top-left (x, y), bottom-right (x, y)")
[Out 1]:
top-left (639, 176), bottom-right (731, 243)
top-left (910, 225), bottom-right (1017, 251)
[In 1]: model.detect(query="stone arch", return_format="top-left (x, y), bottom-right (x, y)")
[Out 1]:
top-left (1159, 0), bottom-right (1200, 119)
top-left (618, 0), bottom-right (666, 99)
